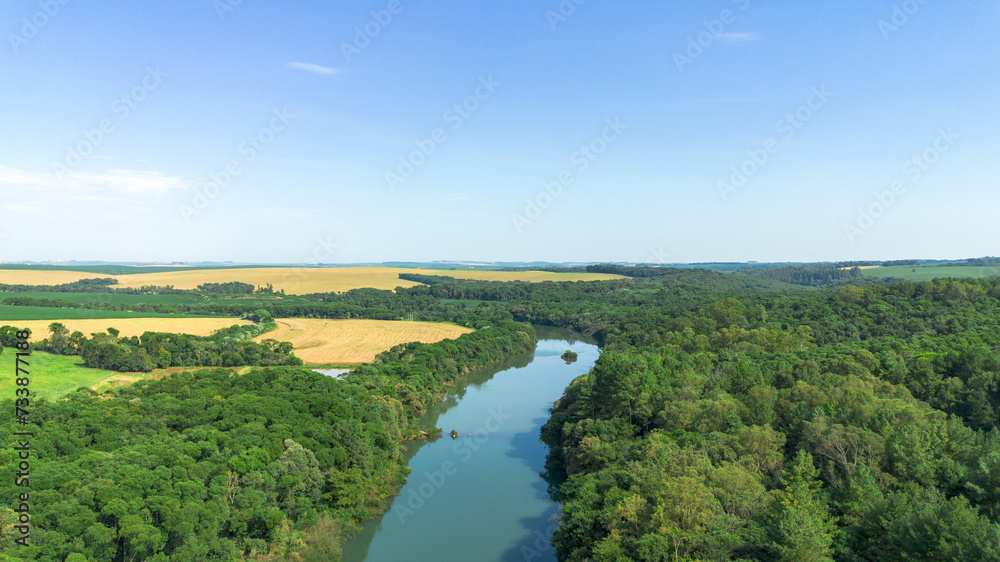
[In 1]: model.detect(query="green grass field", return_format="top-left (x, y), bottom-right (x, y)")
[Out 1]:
top-left (4, 291), bottom-right (208, 305)
top-left (0, 305), bottom-right (214, 321)
top-left (861, 265), bottom-right (1000, 282)
top-left (1, 291), bottom-right (315, 307)
top-left (0, 349), bottom-right (126, 401)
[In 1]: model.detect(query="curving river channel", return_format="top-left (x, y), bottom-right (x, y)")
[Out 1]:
top-left (342, 327), bottom-right (600, 562)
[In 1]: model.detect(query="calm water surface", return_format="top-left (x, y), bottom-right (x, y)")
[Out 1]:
top-left (342, 327), bottom-right (599, 562)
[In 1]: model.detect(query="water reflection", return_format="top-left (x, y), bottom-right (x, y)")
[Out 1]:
top-left (341, 330), bottom-right (597, 562)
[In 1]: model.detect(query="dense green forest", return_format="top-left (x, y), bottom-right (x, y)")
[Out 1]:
top-left (197, 282), bottom-right (259, 295)
top-left (397, 273), bottom-right (459, 285)
top-left (5, 268), bottom-right (1000, 559)
top-left (541, 278), bottom-right (1000, 560)
top-left (737, 264), bottom-right (875, 288)
top-left (1, 297), bottom-right (84, 309)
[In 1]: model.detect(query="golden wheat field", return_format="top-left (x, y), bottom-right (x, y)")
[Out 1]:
top-left (0, 269), bottom-right (107, 286)
top-left (0, 266), bottom-right (623, 295)
top-left (0, 267), bottom-right (621, 295)
top-left (112, 267), bottom-right (421, 293)
top-left (15, 318), bottom-right (250, 340)
top-left (838, 265), bottom-right (882, 271)
top-left (254, 318), bottom-right (473, 364)
top-left (108, 267), bottom-right (623, 294)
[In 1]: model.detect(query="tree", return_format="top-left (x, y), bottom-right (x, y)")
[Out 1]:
top-left (862, 486), bottom-right (1000, 560)
top-left (651, 477), bottom-right (719, 559)
top-left (269, 440), bottom-right (328, 519)
top-left (768, 450), bottom-right (836, 562)
top-left (157, 348), bottom-right (172, 368)
top-left (47, 322), bottom-right (73, 355)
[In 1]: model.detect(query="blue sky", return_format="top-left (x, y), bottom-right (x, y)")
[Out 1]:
top-left (0, 0), bottom-right (997, 264)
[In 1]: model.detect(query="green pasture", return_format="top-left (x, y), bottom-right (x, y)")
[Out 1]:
top-left (0, 305), bottom-right (212, 321)
top-left (862, 265), bottom-right (1000, 282)
top-left (0, 349), bottom-right (125, 401)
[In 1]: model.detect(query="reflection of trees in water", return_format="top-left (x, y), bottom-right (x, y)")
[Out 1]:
top-left (415, 350), bottom-right (535, 429)
top-left (533, 325), bottom-right (599, 346)
top-left (501, 422), bottom-right (561, 562)
top-left (540, 454), bottom-right (568, 503)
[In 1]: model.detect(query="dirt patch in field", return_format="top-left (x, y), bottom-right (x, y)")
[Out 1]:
top-left (147, 366), bottom-right (246, 381)
top-left (90, 374), bottom-right (144, 392)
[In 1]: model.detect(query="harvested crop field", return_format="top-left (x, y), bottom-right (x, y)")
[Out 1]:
top-left (255, 318), bottom-right (474, 364)
top-left (0, 269), bottom-right (108, 286)
top-left (8, 318), bottom-right (250, 340)
top-left (112, 267), bottom-right (623, 294)
top-left (0, 266), bottom-right (623, 295)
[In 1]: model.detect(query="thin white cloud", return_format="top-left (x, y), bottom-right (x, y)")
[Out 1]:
top-left (0, 165), bottom-right (189, 193)
top-left (718, 32), bottom-right (760, 44)
top-left (78, 169), bottom-right (190, 193)
top-left (0, 165), bottom-right (49, 189)
top-left (287, 62), bottom-right (339, 75)
top-left (0, 165), bottom-right (193, 247)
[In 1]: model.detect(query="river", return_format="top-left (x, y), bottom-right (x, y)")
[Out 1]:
top-left (341, 326), bottom-right (599, 562)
